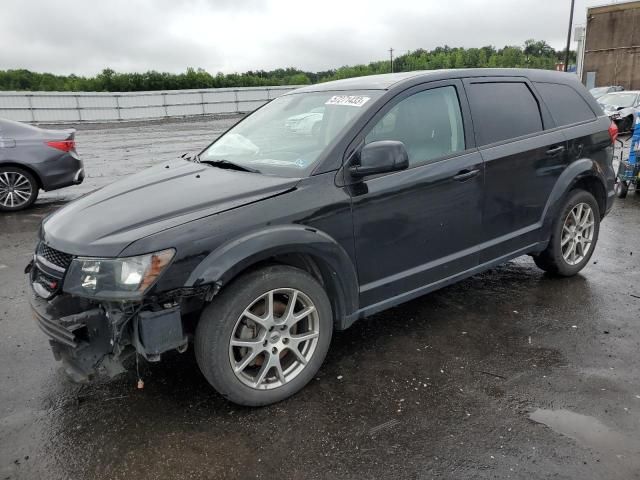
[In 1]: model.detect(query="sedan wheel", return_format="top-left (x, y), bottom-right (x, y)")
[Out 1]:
top-left (0, 167), bottom-right (38, 211)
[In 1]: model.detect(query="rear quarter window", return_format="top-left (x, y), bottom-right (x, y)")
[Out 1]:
top-left (467, 82), bottom-right (543, 146)
top-left (534, 82), bottom-right (596, 127)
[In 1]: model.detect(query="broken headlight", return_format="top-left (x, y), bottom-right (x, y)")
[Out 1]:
top-left (63, 249), bottom-right (175, 300)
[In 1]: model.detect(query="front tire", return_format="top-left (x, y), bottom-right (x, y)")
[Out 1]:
top-left (533, 189), bottom-right (600, 277)
top-left (0, 166), bottom-right (38, 211)
top-left (195, 265), bottom-right (333, 406)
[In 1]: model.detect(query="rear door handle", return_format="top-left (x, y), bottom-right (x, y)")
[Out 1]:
top-left (546, 146), bottom-right (565, 156)
top-left (452, 169), bottom-right (480, 181)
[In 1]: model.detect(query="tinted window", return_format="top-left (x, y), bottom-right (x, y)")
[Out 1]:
top-left (365, 86), bottom-right (465, 166)
top-left (535, 82), bottom-right (596, 126)
top-left (467, 82), bottom-right (543, 146)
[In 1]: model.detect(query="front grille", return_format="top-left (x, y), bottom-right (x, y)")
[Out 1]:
top-left (37, 243), bottom-right (73, 270)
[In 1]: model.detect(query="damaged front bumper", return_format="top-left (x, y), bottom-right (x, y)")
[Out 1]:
top-left (29, 292), bottom-right (130, 381)
top-left (28, 257), bottom-right (189, 383)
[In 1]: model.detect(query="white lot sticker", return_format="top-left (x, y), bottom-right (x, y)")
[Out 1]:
top-left (325, 95), bottom-right (371, 107)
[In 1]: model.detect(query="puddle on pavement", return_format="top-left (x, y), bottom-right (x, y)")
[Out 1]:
top-left (529, 408), bottom-right (640, 458)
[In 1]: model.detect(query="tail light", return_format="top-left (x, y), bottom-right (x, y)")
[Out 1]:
top-left (46, 140), bottom-right (76, 152)
top-left (608, 122), bottom-right (618, 144)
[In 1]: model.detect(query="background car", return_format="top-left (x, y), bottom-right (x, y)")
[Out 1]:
top-left (284, 106), bottom-right (324, 135)
top-left (590, 85), bottom-right (624, 99)
top-left (0, 118), bottom-right (84, 211)
top-left (597, 91), bottom-right (640, 132)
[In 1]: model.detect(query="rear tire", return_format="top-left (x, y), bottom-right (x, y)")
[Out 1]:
top-left (533, 189), bottom-right (600, 277)
top-left (195, 265), bottom-right (333, 406)
top-left (0, 166), bottom-right (38, 211)
top-left (614, 180), bottom-right (628, 199)
top-left (621, 115), bottom-right (634, 133)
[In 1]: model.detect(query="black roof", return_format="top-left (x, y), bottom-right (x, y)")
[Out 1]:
top-left (289, 68), bottom-right (581, 94)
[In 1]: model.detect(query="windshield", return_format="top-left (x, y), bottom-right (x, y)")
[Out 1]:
top-left (200, 90), bottom-right (383, 177)
top-left (599, 93), bottom-right (637, 108)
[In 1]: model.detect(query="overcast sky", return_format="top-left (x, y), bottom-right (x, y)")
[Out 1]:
top-left (0, 0), bottom-right (618, 75)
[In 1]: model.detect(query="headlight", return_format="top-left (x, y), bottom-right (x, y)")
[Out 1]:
top-left (63, 249), bottom-right (175, 300)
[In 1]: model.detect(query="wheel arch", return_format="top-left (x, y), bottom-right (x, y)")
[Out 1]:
top-left (542, 158), bottom-right (608, 234)
top-left (186, 225), bottom-right (359, 330)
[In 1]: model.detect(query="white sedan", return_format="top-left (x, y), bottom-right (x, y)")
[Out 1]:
top-left (598, 91), bottom-right (640, 132)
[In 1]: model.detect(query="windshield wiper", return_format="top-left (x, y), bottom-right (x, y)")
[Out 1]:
top-left (202, 159), bottom-right (260, 173)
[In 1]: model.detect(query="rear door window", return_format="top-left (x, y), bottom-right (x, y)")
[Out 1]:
top-left (467, 82), bottom-right (543, 146)
top-left (534, 82), bottom-right (596, 126)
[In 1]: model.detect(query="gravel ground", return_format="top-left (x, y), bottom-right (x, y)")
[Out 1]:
top-left (1, 117), bottom-right (640, 480)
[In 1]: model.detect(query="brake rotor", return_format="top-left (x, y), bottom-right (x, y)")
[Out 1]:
top-left (240, 295), bottom-right (292, 368)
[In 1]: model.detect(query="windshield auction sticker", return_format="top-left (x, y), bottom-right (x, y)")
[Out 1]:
top-left (325, 95), bottom-right (371, 107)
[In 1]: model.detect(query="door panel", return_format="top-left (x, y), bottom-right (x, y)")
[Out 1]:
top-left (351, 150), bottom-right (484, 307)
top-left (346, 82), bottom-right (484, 308)
top-left (463, 77), bottom-right (567, 262)
top-left (478, 129), bottom-right (567, 262)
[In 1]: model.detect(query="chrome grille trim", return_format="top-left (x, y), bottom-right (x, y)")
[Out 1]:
top-left (35, 254), bottom-right (66, 273)
top-left (37, 243), bottom-right (73, 270)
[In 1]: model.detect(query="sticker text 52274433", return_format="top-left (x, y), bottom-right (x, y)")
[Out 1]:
top-left (325, 95), bottom-right (371, 107)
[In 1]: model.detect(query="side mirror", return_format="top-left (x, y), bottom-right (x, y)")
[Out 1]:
top-left (349, 140), bottom-right (409, 178)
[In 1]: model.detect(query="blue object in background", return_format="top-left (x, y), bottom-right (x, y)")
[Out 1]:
top-left (628, 111), bottom-right (640, 167)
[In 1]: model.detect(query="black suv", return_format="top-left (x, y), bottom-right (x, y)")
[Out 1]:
top-left (28, 69), bottom-right (616, 406)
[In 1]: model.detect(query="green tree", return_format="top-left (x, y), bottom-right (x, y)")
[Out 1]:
top-left (0, 39), bottom-right (574, 92)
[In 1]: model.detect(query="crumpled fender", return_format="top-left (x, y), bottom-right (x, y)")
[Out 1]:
top-left (185, 224), bottom-right (359, 327)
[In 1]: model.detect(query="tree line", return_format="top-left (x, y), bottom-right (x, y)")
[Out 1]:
top-left (0, 40), bottom-right (574, 92)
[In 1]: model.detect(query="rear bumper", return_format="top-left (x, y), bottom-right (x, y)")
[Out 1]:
top-left (38, 153), bottom-right (84, 191)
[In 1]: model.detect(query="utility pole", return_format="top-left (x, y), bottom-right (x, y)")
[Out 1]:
top-left (389, 47), bottom-right (394, 73)
top-left (564, 0), bottom-right (576, 72)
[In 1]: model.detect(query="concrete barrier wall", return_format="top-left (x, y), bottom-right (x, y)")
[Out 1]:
top-left (0, 86), bottom-right (301, 123)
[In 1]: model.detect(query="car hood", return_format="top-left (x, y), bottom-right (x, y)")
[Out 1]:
top-left (600, 104), bottom-right (636, 116)
top-left (42, 159), bottom-right (299, 257)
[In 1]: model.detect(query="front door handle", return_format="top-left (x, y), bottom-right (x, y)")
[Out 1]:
top-left (546, 146), bottom-right (565, 156)
top-left (452, 169), bottom-right (480, 182)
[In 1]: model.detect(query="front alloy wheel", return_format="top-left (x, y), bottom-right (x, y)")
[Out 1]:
top-left (229, 288), bottom-right (320, 390)
top-left (195, 266), bottom-right (333, 406)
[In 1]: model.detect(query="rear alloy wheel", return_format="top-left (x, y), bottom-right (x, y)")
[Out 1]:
top-left (559, 202), bottom-right (596, 266)
top-left (195, 266), bottom-right (332, 406)
top-left (0, 167), bottom-right (38, 211)
top-left (533, 189), bottom-right (600, 276)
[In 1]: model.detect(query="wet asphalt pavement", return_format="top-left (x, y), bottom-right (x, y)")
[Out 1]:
top-left (1, 117), bottom-right (640, 479)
